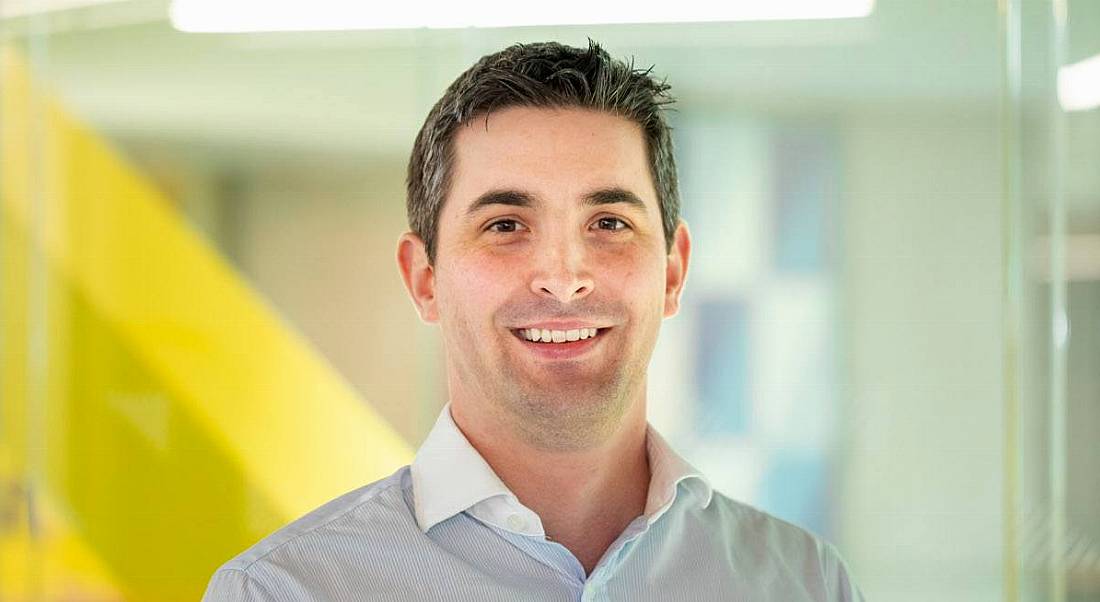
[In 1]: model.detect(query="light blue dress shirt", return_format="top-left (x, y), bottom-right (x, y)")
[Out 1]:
top-left (204, 405), bottom-right (864, 601)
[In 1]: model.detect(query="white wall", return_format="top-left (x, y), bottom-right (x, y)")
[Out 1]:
top-left (839, 109), bottom-right (1004, 601)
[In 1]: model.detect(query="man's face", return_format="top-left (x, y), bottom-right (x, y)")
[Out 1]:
top-left (398, 106), bottom-right (690, 450)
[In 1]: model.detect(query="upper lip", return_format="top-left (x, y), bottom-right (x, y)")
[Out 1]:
top-left (511, 322), bottom-right (611, 330)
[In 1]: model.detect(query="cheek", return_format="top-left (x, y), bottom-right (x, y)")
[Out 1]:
top-left (463, 254), bottom-right (514, 294)
top-left (437, 256), bottom-right (513, 318)
top-left (600, 248), bottom-right (665, 300)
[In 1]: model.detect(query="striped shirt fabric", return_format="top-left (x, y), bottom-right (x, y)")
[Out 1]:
top-left (203, 405), bottom-right (864, 601)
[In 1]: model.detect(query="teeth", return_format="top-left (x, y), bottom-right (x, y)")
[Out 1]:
top-left (520, 327), bottom-right (600, 343)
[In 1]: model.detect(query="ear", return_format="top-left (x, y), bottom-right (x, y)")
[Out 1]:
top-left (396, 232), bottom-right (439, 323)
top-left (663, 220), bottom-right (691, 318)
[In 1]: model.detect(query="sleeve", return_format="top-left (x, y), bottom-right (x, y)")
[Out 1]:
top-left (202, 568), bottom-right (277, 602)
top-left (820, 541), bottom-right (866, 602)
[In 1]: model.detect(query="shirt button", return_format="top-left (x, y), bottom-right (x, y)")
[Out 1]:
top-left (506, 514), bottom-right (526, 531)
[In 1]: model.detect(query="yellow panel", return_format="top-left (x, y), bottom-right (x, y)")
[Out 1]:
top-left (1, 46), bottom-right (413, 600)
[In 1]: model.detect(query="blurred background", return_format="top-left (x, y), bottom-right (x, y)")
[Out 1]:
top-left (1, 0), bottom-right (1098, 600)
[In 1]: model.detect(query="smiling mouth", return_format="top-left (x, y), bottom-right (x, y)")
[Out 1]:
top-left (511, 327), bottom-right (608, 344)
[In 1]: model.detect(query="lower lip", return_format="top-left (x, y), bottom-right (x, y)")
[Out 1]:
top-left (512, 329), bottom-right (608, 360)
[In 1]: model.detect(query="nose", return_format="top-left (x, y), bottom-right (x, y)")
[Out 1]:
top-left (530, 230), bottom-right (594, 303)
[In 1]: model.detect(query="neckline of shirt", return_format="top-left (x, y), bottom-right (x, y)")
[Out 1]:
top-left (410, 403), bottom-right (713, 536)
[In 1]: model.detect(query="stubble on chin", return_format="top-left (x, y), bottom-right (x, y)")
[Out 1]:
top-left (456, 297), bottom-right (653, 451)
top-left (493, 361), bottom-right (643, 452)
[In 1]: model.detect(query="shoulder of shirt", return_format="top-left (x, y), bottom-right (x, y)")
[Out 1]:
top-left (214, 465), bottom-right (413, 575)
top-left (703, 489), bottom-right (840, 560)
top-left (703, 491), bottom-right (862, 600)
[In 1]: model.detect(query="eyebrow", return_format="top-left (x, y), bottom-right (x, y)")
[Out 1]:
top-left (465, 187), bottom-right (647, 216)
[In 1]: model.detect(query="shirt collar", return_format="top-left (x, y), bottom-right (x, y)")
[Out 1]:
top-left (410, 404), bottom-right (521, 534)
top-left (644, 426), bottom-right (714, 520)
top-left (410, 403), bottom-right (713, 535)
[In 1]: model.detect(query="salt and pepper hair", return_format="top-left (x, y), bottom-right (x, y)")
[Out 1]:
top-left (406, 39), bottom-right (681, 263)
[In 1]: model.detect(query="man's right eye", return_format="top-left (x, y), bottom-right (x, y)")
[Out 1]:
top-left (487, 219), bottom-right (522, 233)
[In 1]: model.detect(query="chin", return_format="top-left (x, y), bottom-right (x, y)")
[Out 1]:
top-left (497, 374), bottom-right (635, 451)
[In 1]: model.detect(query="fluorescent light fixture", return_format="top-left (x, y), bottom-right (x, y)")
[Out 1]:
top-left (170, 0), bottom-right (875, 32)
top-left (1059, 53), bottom-right (1100, 112)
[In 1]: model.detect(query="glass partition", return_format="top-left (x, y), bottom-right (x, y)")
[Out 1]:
top-left (1, 1), bottom-right (1097, 599)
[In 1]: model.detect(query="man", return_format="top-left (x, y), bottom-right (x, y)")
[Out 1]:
top-left (204, 40), bottom-right (864, 601)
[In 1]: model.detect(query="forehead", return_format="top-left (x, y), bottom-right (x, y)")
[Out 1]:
top-left (445, 106), bottom-right (659, 216)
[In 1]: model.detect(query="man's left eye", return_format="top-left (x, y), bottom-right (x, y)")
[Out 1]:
top-left (595, 217), bottom-right (629, 231)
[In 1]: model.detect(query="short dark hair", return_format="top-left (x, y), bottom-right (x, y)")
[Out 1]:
top-left (406, 39), bottom-right (681, 263)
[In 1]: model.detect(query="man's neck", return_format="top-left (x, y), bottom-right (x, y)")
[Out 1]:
top-left (451, 400), bottom-right (651, 576)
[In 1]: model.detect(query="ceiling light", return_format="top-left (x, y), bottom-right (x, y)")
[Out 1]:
top-left (1059, 53), bottom-right (1100, 112)
top-left (170, 0), bottom-right (875, 33)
